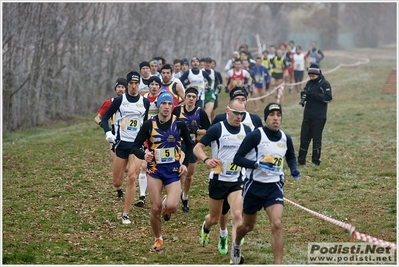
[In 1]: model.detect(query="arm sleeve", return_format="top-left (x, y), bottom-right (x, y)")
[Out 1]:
top-left (198, 123), bottom-right (221, 147)
top-left (131, 120), bottom-right (152, 159)
top-left (224, 59), bottom-right (232, 72)
top-left (233, 130), bottom-right (261, 168)
top-left (179, 71), bottom-right (189, 87)
top-left (215, 71), bottom-right (223, 87)
top-left (264, 67), bottom-right (271, 83)
top-left (285, 134), bottom-right (297, 171)
top-left (307, 80), bottom-right (333, 103)
top-left (101, 96), bottom-right (122, 133)
top-left (178, 120), bottom-right (195, 167)
top-left (171, 106), bottom-right (181, 117)
top-left (199, 109), bottom-right (211, 130)
top-left (202, 71), bottom-right (213, 88)
top-left (318, 49), bottom-right (324, 61)
top-left (143, 97), bottom-right (150, 121)
top-left (97, 99), bottom-right (111, 116)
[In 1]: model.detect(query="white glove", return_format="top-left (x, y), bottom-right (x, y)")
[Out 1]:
top-left (105, 131), bottom-right (116, 144)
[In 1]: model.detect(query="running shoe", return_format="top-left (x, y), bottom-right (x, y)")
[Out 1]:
top-left (150, 238), bottom-right (163, 252)
top-left (162, 195), bottom-right (170, 221)
top-left (229, 256), bottom-right (245, 265)
top-left (218, 235), bottom-right (228, 255)
top-left (199, 221), bottom-right (210, 247)
top-left (230, 243), bottom-right (242, 265)
top-left (117, 189), bottom-right (123, 200)
top-left (121, 214), bottom-right (131, 225)
top-left (182, 198), bottom-right (190, 212)
top-left (134, 196), bottom-right (146, 207)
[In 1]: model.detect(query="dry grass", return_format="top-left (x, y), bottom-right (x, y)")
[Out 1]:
top-left (2, 47), bottom-right (397, 265)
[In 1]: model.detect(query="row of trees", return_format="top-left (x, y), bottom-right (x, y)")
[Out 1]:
top-left (2, 3), bottom-right (396, 131)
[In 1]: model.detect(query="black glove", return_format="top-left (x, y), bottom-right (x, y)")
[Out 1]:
top-left (300, 90), bottom-right (306, 97)
top-left (98, 121), bottom-right (103, 128)
top-left (224, 86), bottom-right (229, 93)
top-left (188, 126), bottom-right (197, 134)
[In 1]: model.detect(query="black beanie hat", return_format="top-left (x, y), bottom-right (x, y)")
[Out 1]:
top-left (114, 78), bottom-right (127, 90)
top-left (229, 87), bottom-right (248, 100)
top-left (308, 63), bottom-right (321, 75)
top-left (139, 61), bottom-right (150, 70)
top-left (264, 102), bottom-right (282, 121)
top-left (148, 75), bottom-right (162, 86)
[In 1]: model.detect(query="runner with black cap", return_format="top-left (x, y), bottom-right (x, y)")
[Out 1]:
top-left (139, 61), bottom-right (152, 94)
top-left (94, 77), bottom-right (127, 200)
top-left (231, 102), bottom-right (301, 265)
top-left (101, 70), bottom-right (150, 225)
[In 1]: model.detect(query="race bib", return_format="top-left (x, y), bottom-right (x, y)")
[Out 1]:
top-left (259, 155), bottom-right (284, 173)
top-left (224, 161), bottom-right (241, 176)
top-left (122, 118), bottom-right (140, 131)
top-left (154, 147), bottom-right (175, 164)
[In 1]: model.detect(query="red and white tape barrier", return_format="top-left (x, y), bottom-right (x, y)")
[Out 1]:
top-left (284, 197), bottom-right (396, 250)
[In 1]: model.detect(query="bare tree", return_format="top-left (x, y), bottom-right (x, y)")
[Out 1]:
top-left (2, 3), bottom-right (396, 132)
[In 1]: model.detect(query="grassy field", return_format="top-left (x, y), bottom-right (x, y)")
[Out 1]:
top-left (2, 47), bottom-right (397, 265)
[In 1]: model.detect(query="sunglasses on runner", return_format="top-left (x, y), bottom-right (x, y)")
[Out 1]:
top-left (227, 106), bottom-right (246, 116)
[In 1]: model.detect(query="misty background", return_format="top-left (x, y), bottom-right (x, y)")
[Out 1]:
top-left (2, 2), bottom-right (397, 132)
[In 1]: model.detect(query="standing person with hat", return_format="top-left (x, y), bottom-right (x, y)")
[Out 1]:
top-left (297, 63), bottom-right (332, 166)
top-left (94, 77), bottom-right (127, 199)
top-left (172, 87), bottom-right (211, 212)
top-left (135, 75), bottom-right (163, 208)
top-left (138, 61), bottom-right (152, 95)
top-left (131, 92), bottom-right (194, 252)
top-left (231, 103), bottom-right (301, 265)
top-left (101, 71), bottom-right (150, 224)
top-left (179, 57), bottom-right (213, 108)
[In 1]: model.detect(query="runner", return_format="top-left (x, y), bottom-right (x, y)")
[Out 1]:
top-left (251, 57), bottom-right (270, 112)
top-left (94, 77), bottom-right (127, 199)
top-left (179, 57), bottom-right (212, 108)
top-left (138, 61), bottom-right (152, 95)
top-left (135, 75), bottom-right (162, 207)
top-left (194, 99), bottom-right (251, 257)
top-left (160, 63), bottom-right (186, 109)
top-left (131, 92), bottom-right (194, 252)
top-left (172, 87), bottom-right (211, 212)
top-left (101, 71), bottom-right (150, 224)
top-left (223, 58), bottom-right (252, 93)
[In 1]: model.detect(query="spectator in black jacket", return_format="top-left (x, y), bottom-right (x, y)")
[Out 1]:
top-left (298, 63), bottom-right (332, 166)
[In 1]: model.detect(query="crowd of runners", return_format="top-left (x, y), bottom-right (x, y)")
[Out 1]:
top-left (94, 40), bottom-right (329, 264)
